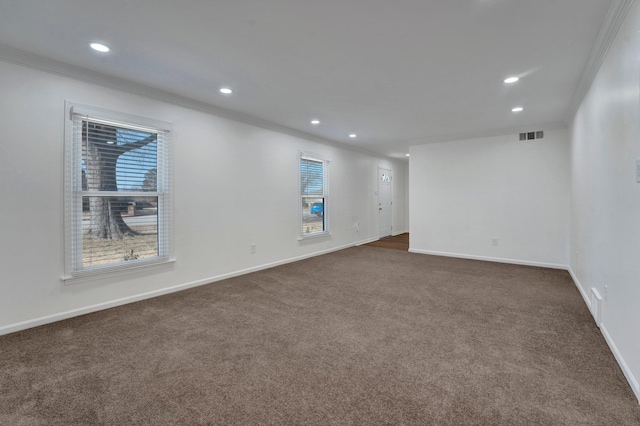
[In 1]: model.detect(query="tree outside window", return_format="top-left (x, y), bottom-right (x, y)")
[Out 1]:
top-left (66, 105), bottom-right (171, 277)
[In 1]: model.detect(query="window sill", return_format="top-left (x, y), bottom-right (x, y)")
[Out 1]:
top-left (298, 232), bottom-right (332, 242)
top-left (61, 258), bottom-right (176, 285)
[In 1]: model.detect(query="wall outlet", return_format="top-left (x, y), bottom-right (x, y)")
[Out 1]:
top-left (250, 243), bottom-right (256, 254)
top-left (491, 237), bottom-right (499, 246)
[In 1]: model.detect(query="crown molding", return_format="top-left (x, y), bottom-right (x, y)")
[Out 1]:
top-left (0, 43), bottom-right (392, 161)
top-left (565, 0), bottom-right (635, 122)
top-left (407, 121), bottom-right (567, 146)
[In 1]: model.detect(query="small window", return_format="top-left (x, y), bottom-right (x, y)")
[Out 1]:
top-left (64, 103), bottom-right (172, 279)
top-left (300, 154), bottom-right (329, 238)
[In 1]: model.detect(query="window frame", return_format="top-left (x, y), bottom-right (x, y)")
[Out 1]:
top-left (63, 102), bottom-right (173, 281)
top-left (299, 152), bottom-right (330, 239)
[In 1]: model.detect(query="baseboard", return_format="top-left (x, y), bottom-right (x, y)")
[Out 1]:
top-left (355, 230), bottom-right (406, 244)
top-left (0, 239), bottom-right (371, 337)
top-left (567, 266), bottom-right (640, 405)
top-left (356, 237), bottom-right (380, 246)
top-left (408, 248), bottom-right (567, 270)
top-left (567, 266), bottom-right (592, 310)
top-left (601, 324), bottom-right (640, 404)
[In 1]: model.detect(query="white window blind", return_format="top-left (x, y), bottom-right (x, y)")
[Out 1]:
top-left (300, 154), bottom-right (329, 237)
top-left (65, 105), bottom-right (172, 278)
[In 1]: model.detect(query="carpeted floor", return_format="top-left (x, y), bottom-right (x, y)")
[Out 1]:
top-left (1, 247), bottom-right (639, 425)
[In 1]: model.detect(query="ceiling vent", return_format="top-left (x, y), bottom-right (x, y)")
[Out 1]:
top-left (519, 130), bottom-right (544, 141)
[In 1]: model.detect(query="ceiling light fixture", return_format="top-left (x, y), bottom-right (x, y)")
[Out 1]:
top-left (405, 153), bottom-right (410, 157)
top-left (349, 134), bottom-right (357, 138)
top-left (311, 119), bottom-right (320, 125)
top-left (220, 87), bottom-right (233, 95)
top-left (512, 107), bottom-right (524, 112)
top-left (89, 42), bottom-right (110, 53)
top-left (504, 77), bottom-right (519, 84)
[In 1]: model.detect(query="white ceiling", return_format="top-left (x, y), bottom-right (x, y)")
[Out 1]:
top-left (0, 0), bottom-right (616, 158)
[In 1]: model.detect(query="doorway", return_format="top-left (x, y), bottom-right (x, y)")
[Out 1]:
top-left (378, 167), bottom-right (392, 238)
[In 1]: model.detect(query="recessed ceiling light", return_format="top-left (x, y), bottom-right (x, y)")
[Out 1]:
top-left (512, 107), bottom-right (524, 112)
top-left (219, 87), bottom-right (233, 95)
top-left (311, 119), bottom-right (320, 125)
top-left (89, 42), bottom-right (110, 53)
top-left (504, 77), bottom-right (519, 84)
top-left (405, 153), bottom-right (410, 157)
top-left (349, 133), bottom-right (357, 138)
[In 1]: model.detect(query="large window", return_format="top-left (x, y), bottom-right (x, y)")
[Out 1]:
top-left (300, 153), bottom-right (329, 238)
top-left (64, 104), bottom-right (172, 278)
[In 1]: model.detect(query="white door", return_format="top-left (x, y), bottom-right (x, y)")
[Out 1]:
top-left (378, 168), bottom-right (392, 238)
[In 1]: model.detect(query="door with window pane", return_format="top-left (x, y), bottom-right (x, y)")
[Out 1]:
top-left (378, 167), bottom-right (392, 238)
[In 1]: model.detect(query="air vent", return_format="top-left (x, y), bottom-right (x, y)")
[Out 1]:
top-left (518, 130), bottom-right (544, 141)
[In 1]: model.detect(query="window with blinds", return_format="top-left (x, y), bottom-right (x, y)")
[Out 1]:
top-left (65, 104), bottom-right (172, 278)
top-left (300, 154), bottom-right (329, 237)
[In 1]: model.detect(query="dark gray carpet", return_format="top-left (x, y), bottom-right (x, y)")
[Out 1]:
top-left (1, 247), bottom-right (639, 425)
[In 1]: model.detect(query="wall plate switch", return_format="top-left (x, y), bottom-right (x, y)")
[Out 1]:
top-left (636, 159), bottom-right (640, 183)
top-left (491, 237), bottom-right (499, 246)
top-left (250, 243), bottom-right (256, 254)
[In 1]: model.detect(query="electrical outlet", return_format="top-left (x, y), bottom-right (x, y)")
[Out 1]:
top-left (491, 237), bottom-right (499, 246)
top-left (250, 243), bottom-right (256, 254)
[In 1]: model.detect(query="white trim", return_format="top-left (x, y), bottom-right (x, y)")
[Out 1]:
top-left (297, 232), bottom-right (332, 242)
top-left (299, 153), bottom-right (330, 239)
top-left (0, 239), bottom-right (372, 337)
top-left (0, 44), bottom-right (387, 160)
top-left (64, 101), bottom-right (173, 279)
top-left (300, 150), bottom-right (329, 163)
top-left (567, 266), bottom-right (591, 310)
top-left (406, 121), bottom-right (567, 146)
top-left (377, 166), bottom-right (393, 239)
top-left (392, 230), bottom-right (407, 237)
top-left (407, 248), bottom-right (567, 270)
top-left (356, 237), bottom-right (380, 246)
top-left (601, 324), bottom-right (640, 404)
top-left (565, 0), bottom-right (634, 122)
top-left (61, 258), bottom-right (176, 284)
top-left (568, 266), bottom-right (639, 405)
top-left (70, 103), bottom-right (172, 131)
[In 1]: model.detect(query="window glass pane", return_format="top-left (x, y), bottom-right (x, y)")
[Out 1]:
top-left (82, 121), bottom-right (158, 192)
top-left (82, 196), bottom-right (158, 268)
top-left (301, 158), bottom-right (324, 196)
top-left (68, 107), bottom-right (171, 278)
top-left (302, 197), bottom-right (324, 235)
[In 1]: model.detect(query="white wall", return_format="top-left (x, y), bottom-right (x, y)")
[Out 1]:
top-left (0, 59), bottom-right (407, 333)
top-left (569, 0), bottom-right (640, 402)
top-left (409, 129), bottom-right (570, 268)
